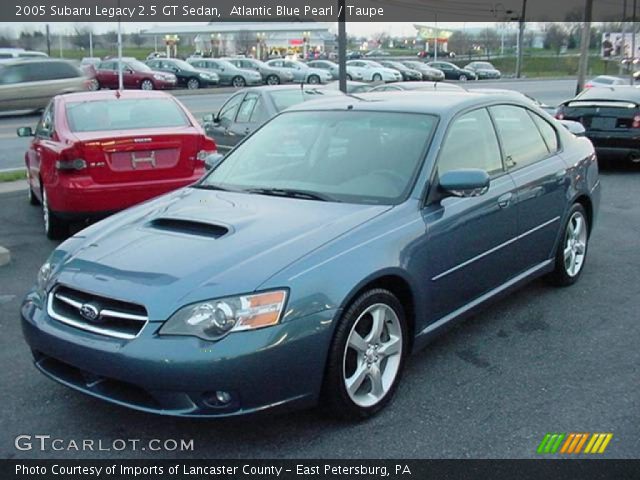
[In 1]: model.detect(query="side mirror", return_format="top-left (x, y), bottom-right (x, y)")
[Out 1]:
top-left (17, 126), bottom-right (34, 137)
top-left (439, 169), bottom-right (490, 198)
top-left (204, 152), bottom-right (225, 170)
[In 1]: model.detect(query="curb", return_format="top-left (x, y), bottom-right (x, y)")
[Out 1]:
top-left (0, 179), bottom-right (28, 194)
top-left (0, 245), bottom-right (10, 267)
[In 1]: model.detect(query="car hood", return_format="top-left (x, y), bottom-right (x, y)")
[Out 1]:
top-left (51, 188), bottom-right (390, 320)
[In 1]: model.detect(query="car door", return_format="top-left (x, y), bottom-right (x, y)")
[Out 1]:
top-left (96, 61), bottom-right (117, 88)
top-left (422, 107), bottom-right (520, 321)
top-left (30, 101), bottom-right (60, 197)
top-left (206, 92), bottom-right (245, 151)
top-left (227, 92), bottom-right (264, 140)
top-left (489, 104), bottom-right (570, 272)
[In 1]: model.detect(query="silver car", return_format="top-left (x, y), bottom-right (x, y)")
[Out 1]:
top-left (0, 59), bottom-right (87, 112)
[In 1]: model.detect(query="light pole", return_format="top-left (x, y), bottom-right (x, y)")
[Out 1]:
top-left (303, 31), bottom-right (311, 59)
top-left (338, 0), bottom-right (347, 93)
top-left (576, 0), bottom-right (594, 94)
top-left (256, 32), bottom-right (266, 60)
top-left (515, 0), bottom-right (527, 78)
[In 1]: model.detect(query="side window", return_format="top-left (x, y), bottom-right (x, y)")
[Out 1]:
top-left (43, 62), bottom-right (80, 80)
top-left (236, 93), bottom-right (259, 123)
top-left (35, 102), bottom-right (54, 138)
top-left (217, 93), bottom-right (244, 124)
top-left (529, 111), bottom-right (559, 153)
top-left (0, 64), bottom-right (29, 84)
top-left (490, 105), bottom-right (551, 169)
top-left (270, 60), bottom-right (282, 67)
top-left (249, 98), bottom-right (268, 124)
top-left (438, 108), bottom-right (503, 176)
top-left (99, 62), bottom-right (115, 71)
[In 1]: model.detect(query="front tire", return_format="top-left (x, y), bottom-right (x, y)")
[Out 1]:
top-left (88, 79), bottom-right (100, 91)
top-left (459, 74), bottom-right (468, 81)
top-left (42, 188), bottom-right (68, 240)
top-left (372, 73), bottom-right (383, 82)
top-left (308, 74), bottom-right (320, 85)
top-left (346, 74), bottom-right (353, 81)
top-left (323, 289), bottom-right (407, 420)
top-left (266, 74), bottom-right (280, 85)
top-left (546, 203), bottom-right (589, 286)
top-left (140, 79), bottom-right (154, 90)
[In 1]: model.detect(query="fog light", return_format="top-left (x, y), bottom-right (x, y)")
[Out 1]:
top-left (216, 391), bottom-right (232, 404)
top-left (202, 390), bottom-right (233, 408)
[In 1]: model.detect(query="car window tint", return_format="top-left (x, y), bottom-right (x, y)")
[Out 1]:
top-left (438, 108), bottom-right (503, 175)
top-left (34, 61), bottom-right (79, 80)
top-left (218, 94), bottom-right (244, 123)
top-left (490, 105), bottom-right (550, 169)
top-left (529, 112), bottom-right (559, 153)
top-left (236, 94), bottom-right (259, 123)
top-left (66, 98), bottom-right (190, 132)
top-left (0, 65), bottom-right (28, 84)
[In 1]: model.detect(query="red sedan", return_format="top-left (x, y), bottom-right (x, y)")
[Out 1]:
top-left (18, 90), bottom-right (216, 238)
top-left (93, 58), bottom-right (177, 90)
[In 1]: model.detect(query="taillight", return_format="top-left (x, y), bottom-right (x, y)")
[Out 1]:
top-left (56, 147), bottom-right (87, 172)
top-left (632, 115), bottom-right (640, 128)
top-left (555, 111), bottom-right (565, 120)
top-left (584, 83), bottom-right (593, 89)
top-left (196, 136), bottom-right (217, 162)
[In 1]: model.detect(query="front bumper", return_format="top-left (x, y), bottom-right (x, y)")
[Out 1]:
top-left (21, 295), bottom-right (336, 417)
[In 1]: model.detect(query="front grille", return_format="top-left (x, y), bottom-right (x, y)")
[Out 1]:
top-left (47, 285), bottom-right (148, 340)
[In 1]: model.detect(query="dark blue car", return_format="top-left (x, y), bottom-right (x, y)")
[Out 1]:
top-left (22, 91), bottom-right (600, 419)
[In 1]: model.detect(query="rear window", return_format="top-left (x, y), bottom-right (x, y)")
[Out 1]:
top-left (575, 86), bottom-right (640, 103)
top-left (269, 89), bottom-right (337, 111)
top-left (65, 98), bottom-right (191, 132)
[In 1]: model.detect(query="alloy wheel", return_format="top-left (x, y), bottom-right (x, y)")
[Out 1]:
top-left (232, 76), bottom-right (246, 87)
top-left (342, 303), bottom-right (403, 408)
top-left (266, 75), bottom-right (279, 85)
top-left (187, 78), bottom-right (200, 89)
top-left (563, 211), bottom-right (588, 277)
top-left (141, 80), bottom-right (154, 90)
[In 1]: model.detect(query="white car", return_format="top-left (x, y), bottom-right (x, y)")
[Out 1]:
top-left (346, 60), bottom-right (403, 82)
top-left (266, 59), bottom-right (333, 84)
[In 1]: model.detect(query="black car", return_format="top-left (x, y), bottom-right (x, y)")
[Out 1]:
top-left (378, 61), bottom-right (422, 81)
top-left (464, 61), bottom-right (502, 80)
top-left (202, 85), bottom-right (343, 152)
top-left (427, 61), bottom-right (477, 81)
top-left (145, 58), bottom-right (219, 89)
top-left (556, 86), bottom-right (640, 164)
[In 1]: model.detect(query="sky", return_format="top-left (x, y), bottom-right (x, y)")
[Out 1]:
top-left (0, 22), bottom-right (497, 38)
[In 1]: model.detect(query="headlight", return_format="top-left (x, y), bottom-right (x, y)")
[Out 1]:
top-left (159, 290), bottom-right (288, 341)
top-left (153, 74), bottom-right (166, 81)
top-left (36, 262), bottom-right (54, 298)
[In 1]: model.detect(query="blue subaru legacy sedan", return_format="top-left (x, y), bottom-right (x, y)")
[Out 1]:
top-left (22, 91), bottom-right (600, 419)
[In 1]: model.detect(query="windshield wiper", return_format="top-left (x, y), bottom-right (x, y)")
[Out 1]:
top-left (245, 187), bottom-right (331, 202)
top-left (192, 183), bottom-right (234, 192)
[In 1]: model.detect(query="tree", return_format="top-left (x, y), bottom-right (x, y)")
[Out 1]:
top-left (18, 30), bottom-right (44, 50)
top-left (71, 24), bottom-right (93, 50)
top-left (235, 30), bottom-right (254, 55)
top-left (102, 30), bottom-right (118, 49)
top-left (129, 33), bottom-right (145, 48)
top-left (478, 28), bottom-right (500, 59)
top-left (448, 31), bottom-right (472, 58)
top-left (370, 31), bottom-right (389, 49)
top-left (544, 23), bottom-right (569, 56)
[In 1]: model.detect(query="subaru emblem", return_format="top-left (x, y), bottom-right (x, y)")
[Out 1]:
top-left (79, 303), bottom-right (100, 322)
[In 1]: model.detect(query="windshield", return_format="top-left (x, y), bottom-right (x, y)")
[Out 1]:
top-left (66, 98), bottom-right (190, 132)
top-left (172, 59), bottom-right (196, 71)
top-left (127, 60), bottom-right (152, 72)
top-left (201, 111), bottom-right (437, 204)
top-left (404, 61), bottom-right (421, 68)
top-left (365, 61), bottom-right (383, 68)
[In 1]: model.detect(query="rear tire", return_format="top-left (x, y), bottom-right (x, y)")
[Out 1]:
top-left (546, 203), bottom-right (589, 287)
top-left (187, 78), bottom-right (200, 89)
top-left (322, 288), bottom-right (407, 420)
top-left (42, 188), bottom-right (68, 240)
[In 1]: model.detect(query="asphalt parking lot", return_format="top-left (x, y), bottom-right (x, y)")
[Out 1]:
top-left (0, 161), bottom-right (638, 459)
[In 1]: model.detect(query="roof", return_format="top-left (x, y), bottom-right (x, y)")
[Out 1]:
top-left (57, 90), bottom-right (173, 103)
top-left (285, 90), bottom-right (524, 115)
top-left (141, 22), bottom-right (331, 36)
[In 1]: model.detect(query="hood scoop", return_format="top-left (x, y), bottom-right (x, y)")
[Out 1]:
top-left (148, 218), bottom-right (229, 238)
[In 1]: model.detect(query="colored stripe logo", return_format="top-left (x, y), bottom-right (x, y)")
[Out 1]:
top-left (537, 433), bottom-right (613, 454)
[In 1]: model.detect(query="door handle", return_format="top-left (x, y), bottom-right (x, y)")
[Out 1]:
top-left (497, 193), bottom-right (513, 209)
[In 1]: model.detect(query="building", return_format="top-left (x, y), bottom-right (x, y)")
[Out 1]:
top-left (141, 22), bottom-right (335, 59)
